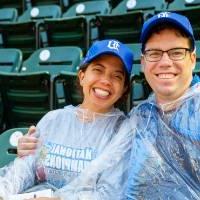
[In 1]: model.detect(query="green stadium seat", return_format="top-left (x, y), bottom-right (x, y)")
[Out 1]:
top-left (18, 5), bottom-right (62, 22)
top-left (112, 0), bottom-right (164, 15)
top-left (38, 17), bottom-right (88, 54)
top-left (21, 46), bottom-right (82, 75)
top-left (25, 0), bottom-right (66, 10)
top-left (21, 46), bottom-right (82, 109)
top-left (96, 11), bottom-right (144, 43)
top-left (0, 8), bottom-right (18, 23)
top-left (126, 43), bottom-right (151, 107)
top-left (63, 0), bottom-right (110, 19)
top-left (0, 127), bottom-right (28, 167)
top-left (0, 49), bottom-right (23, 132)
top-left (126, 43), bottom-right (141, 63)
top-left (165, 0), bottom-right (200, 10)
top-left (0, 21), bottom-right (38, 60)
top-left (96, 0), bottom-right (165, 44)
top-left (0, 0), bottom-right (24, 15)
top-left (0, 48), bottom-right (22, 73)
top-left (0, 72), bottom-right (51, 128)
top-left (53, 71), bottom-right (82, 108)
top-left (63, 0), bottom-right (110, 44)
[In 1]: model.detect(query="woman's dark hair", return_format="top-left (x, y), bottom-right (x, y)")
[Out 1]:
top-left (142, 22), bottom-right (194, 52)
top-left (76, 62), bottom-right (131, 109)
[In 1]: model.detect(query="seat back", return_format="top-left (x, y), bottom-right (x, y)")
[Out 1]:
top-left (0, 0), bottom-right (24, 15)
top-left (0, 72), bottom-right (51, 128)
top-left (96, 11), bottom-right (144, 43)
top-left (53, 71), bottom-right (82, 108)
top-left (0, 8), bottom-right (18, 23)
top-left (112, 0), bottom-right (164, 15)
top-left (25, 0), bottom-right (67, 11)
top-left (0, 48), bottom-right (22, 72)
top-left (63, 0), bottom-right (110, 20)
top-left (63, 0), bottom-right (110, 46)
top-left (126, 43), bottom-right (151, 107)
top-left (38, 18), bottom-right (88, 54)
top-left (166, 0), bottom-right (200, 10)
top-left (0, 127), bottom-right (28, 167)
top-left (21, 46), bottom-right (82, 75)
top-left (0, 21), bottom-right (37, 60)
top-left (18, 5), bottom-right (62, 22)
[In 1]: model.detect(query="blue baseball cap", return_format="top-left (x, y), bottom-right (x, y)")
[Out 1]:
top-left (81, 39), bottom-right (133, 75)
top-left (140, 12), bottom-right (195, 51)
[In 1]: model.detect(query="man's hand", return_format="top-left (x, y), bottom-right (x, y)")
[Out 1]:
top-left (17, 125), bottom-right (39, 157)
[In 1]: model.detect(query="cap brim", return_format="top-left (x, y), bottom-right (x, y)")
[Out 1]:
top-left (83, 50), bottom-right (129, 74)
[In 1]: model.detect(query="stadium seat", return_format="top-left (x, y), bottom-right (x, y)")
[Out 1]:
top-left (21, 46), bottom-right (82, 109)
top-left (63, 0), bottom-right (110, 19)
top-left (96, 11), bottom-right (144, 44)
top-left (0, 21), bottom-right (38, 60)
top-left (96, 0), bottom-right (165, 44)
top-left (21, 46), bottom-right (82, 75)
top-left (53, 71), bottom-right (82, 108)
top-left (0, 0), bottom-right (24, 15)
top-left (0, 48), bottom-right (22, 73)
top-left (126, 43), bottom-right (151, 107)
top-left (112, 0), bottom-right (164, 15)
top-left (0, 49), bottom-right (23, 132)
top-left (25, 0), bottom-right (66, 11)
top-left (63, 0), bottom-right (110, 44)
top-left (0, 72), bottom-right (51, 128)
top-left (0, 127), bottom-right (28, 167)
top-left (38, 17), bottom-right (88, 54)
top-left (0, 8), bottom-right (18, 23)
top-left (165, 0), bottom-right (200, 10)
top-left (18, 5), bottom-right (62, 22)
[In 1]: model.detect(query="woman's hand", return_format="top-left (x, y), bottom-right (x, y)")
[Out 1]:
top-left (17, 125), bottom-right (39, 157)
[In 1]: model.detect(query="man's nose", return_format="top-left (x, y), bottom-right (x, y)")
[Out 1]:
top-left (158, 52), bottom-right (173, 66)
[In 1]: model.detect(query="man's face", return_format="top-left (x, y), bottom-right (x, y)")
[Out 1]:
top-left (141, 28), bottom-right (196, 104)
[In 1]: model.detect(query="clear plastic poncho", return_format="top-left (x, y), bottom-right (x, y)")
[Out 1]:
top-left (0, 105), bottom-right (134, 200)
top-left (125, 81), bottom-right (200, 200)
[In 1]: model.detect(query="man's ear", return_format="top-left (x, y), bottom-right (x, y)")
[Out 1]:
top-left (141, 55), bottom-right (145, 72)
top-left (190, 51), bottom-right (196, 70)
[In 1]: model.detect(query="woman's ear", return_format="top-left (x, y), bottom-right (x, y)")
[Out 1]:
top-left (78, 70), bottom-right (85, 86)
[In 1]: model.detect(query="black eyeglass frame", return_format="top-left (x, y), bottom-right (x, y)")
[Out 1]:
top-left (142, 47), bottom-right (192, 62)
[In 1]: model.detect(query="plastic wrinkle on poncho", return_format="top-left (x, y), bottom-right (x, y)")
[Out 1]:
top-left (125, 82), bottom-right (200, 200)
top-left (0, 106), bottom-right (134, 200)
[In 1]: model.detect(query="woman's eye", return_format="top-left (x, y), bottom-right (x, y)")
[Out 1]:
top-left (93, 68), bottom-right (102, 72)
top-left (114, 75), bottom-right (123, 80)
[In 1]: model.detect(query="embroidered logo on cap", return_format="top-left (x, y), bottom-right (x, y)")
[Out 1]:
top-left (157, 12), bottom-right (170, 18)
top-left (107, 40), bottom-right (120, 51)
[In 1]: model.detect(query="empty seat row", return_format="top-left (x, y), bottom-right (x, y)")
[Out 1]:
top-left (0, 46), bottom-right (83, 130)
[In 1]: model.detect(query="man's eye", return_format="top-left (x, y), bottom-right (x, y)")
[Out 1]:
top-left (149, 51), bottom-right (161, 57)
top-left (171, 51), bottom-right (183, 56)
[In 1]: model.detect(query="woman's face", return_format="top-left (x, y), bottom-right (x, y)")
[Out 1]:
top-left (78, 54), bottom-right (127, 113)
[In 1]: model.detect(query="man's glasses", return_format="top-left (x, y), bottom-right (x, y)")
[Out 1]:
top-left (143, 48), bottom-right (192, 62)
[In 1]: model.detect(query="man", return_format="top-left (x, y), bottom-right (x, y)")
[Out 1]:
top-left (125, 12), bottom-right (200, 199)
